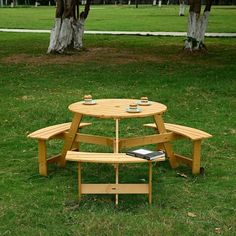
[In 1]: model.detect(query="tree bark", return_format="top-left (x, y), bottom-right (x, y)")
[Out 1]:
top-left (47, 0), bottom-right (91, 54)
top-left (179, 0), bottom-right (185, 16)
top-left (184, 0), bottom-right (212, 51)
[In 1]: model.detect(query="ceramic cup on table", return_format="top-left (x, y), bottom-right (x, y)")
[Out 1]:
top-left (129, 103), bottom-right (138, 111)
top-left (140, 96), bottom-right (149, 104)
top-left (83, 95), bottom-right (92, 104)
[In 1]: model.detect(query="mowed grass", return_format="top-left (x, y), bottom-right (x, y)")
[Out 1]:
top-left (0, 5), bottom-right (236, 32)
top-left (0, 32), bottom-right (236, 234)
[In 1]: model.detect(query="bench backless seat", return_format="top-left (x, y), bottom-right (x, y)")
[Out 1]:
top-left (144, 123), bottom-right (212, 174)
top-left (28, 122), bottom-right (91, 176)
top-left (66, 151), bottom-right (165, 205)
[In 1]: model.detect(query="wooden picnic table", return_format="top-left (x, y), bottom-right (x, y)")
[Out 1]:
top-left (61, 98), bottom-right (178, 204)
top-left (28, 98), bottom-right (212, 204)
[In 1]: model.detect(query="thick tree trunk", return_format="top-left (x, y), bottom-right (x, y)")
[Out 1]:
top-left (184, 0), bottom-right (212, 51)
top-left (47, 0), bottom-right (91, 54)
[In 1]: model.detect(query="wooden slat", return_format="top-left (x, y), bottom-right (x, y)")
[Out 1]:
top-left (144, 123), bottom-right (212, 140)
top-left (60, 114), bottom-right (83, 167)
top-left (65, 151), bottom-right (165, 163)
top-left (46, 154), bottom-right (61, 164)
top-left (174, 154), bottom-right (193, 167)
top-left (81, 184), bottom-right (149, 194)
top-left (28, 122), bottom-right (71, 140)
top-left (28, 122), bottom-right (91, 140)
top-left (154, 114), bottom-right (178, 169)
top-left (165, 123), bottom-right (212, 140)
top-left (119, 133), bottom-right (176, 149)
top-left (74, 133), bottom-right (114, 147)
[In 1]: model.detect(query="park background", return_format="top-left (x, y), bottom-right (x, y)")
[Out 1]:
top-left (0, 3), bottom-right (236, 236)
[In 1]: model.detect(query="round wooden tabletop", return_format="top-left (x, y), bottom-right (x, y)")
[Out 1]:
top-left (69, 99), bottom-right (167, 119)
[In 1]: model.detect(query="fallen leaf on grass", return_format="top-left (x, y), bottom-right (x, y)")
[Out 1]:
top-left (22, 95), bottom-right (28, 100)
top-left (177, 172), bottom-right (188, 178)
top-left (215, 228), bottom-right (221, 234)
top-left (187, 212), bottom-right (197, 217)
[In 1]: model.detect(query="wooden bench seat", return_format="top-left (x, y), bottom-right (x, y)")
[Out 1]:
top-left (28, 122), bottom-right (91, 176)
top-left (66, 151), bottom-right (165, 205)
top-left (144, 123), bottom-right (212, 174)
top-left (144, 123), bottom-right (212, 141)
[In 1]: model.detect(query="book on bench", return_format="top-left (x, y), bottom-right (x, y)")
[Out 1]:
top-left (126, 148), bottom-right (165, 161)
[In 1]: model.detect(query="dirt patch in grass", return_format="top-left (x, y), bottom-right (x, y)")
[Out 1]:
top-left (1, 47), bottom-right (228, 68)
top-left (2, 47), bottom-right (165, 65)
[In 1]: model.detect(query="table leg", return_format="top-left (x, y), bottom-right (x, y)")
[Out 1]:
top-left (60, 113), bottom-right (83, 167)
top-left (114, 119), bottom-right (120, 153)
top-left (115, 119), bottom-right (119, 205)
top-left (115, 164), bottom-right (119, 205)
top-left (148, 162), bottom-right (152, 204)
top-left (153, 114), bottom-right (178, 169)
top-left (78, 162), bottom-right (82, 201)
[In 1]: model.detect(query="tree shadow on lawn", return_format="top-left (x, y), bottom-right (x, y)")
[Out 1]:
top-left (1, 45), bottom-right (230, 68)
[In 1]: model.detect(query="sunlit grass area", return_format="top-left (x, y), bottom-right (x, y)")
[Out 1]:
top-left (0, 5), bottom-right (236, 32)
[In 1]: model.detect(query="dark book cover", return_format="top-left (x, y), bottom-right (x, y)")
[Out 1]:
top-left (126, 148), bottom-right (165, 160)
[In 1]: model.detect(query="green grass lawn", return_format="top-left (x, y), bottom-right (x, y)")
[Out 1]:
top-left (0, 5), bottom-right (236, 32)
top-left (0, 31), bottom-right (235, 235)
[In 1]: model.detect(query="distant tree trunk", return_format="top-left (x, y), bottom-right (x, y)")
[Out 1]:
top-left (184, 0), bottom-right (213, 51)
top-left (11, 0), bottom-right (17, 7)
top-left (0, 0), bottom-right (3, 7)
top-left (158, 0), bottom-right (161, 7)
top-left (179, 0), bottom-right (185, 16)
top-left (47, 0), bottom-right (91, 54)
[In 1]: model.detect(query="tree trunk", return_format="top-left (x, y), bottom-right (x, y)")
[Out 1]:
top-left (184, 0), bottom-right (212, 51)
top-left (47, 0), bottom-right (91, 54)
top-left (179, 0), bottom-right (185, 16)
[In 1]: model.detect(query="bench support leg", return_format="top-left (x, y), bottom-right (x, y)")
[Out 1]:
top-left (78, 162), bottom-right (82, 201)
top-left (148, 162), bottom-right (152, 204)
top-left (38, 140), bottom-right (47, 176)
top-left (192, 140), bottom-right (201, 174)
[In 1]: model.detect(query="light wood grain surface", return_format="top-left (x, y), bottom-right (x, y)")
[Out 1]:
top-left (69, 99), bottom-right (167, 118)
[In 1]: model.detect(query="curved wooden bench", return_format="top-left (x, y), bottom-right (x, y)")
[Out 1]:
top-left (28, 122), bottom-right (91, 176)
top-left (144, 123), bottom-right (212, 174)
top-left (66, 151), bottom-right (165, 205)
top-left (144, 123), bottom-right (212, 141)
